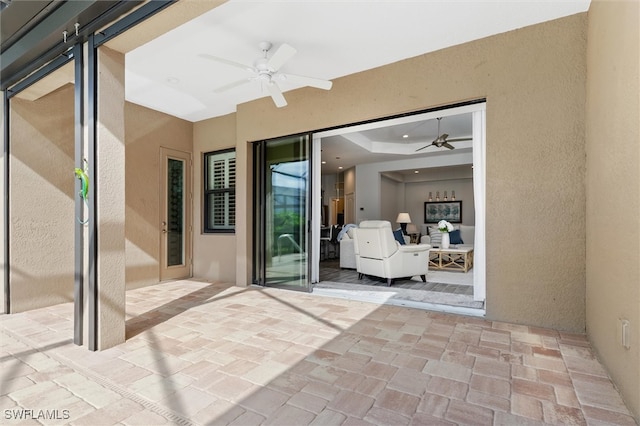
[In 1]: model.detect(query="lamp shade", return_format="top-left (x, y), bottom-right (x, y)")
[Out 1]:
top-left (406, 223), bottom-right (418, 234)
top-left (396, 213), bottom-right (411, 224)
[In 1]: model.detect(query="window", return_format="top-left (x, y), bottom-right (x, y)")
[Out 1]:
top-left (204, 149), bottom-right (236, 233)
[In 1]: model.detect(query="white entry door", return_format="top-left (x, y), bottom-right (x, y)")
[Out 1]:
top-left (160, 147), bottom-right (192, 281)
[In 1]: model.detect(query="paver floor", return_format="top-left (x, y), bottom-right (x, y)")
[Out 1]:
top-left (0, 280), bottom-right (636, 425)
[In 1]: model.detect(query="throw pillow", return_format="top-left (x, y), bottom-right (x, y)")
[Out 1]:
top-left (449, 229), bottom-right (464, 244)
top-left (428, 227), bottom-right (442, 247)
top-left (347, 227), bottom-right (356, 239)
top-left (393, 228), bottom-right (406, 245)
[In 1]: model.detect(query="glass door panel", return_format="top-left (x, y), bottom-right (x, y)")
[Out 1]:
top-left (254, 135), bottom-right (311, 291)
top-left (166, 158), bottom-right (184, 266)
top-left (160, 147), bottom-right (192, 280)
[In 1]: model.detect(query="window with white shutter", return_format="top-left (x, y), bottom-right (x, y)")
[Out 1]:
top-left (204, 149), bottom-right (236, 233)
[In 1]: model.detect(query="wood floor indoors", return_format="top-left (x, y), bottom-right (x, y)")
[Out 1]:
top-left (318, 259), bottom-right (473, 296)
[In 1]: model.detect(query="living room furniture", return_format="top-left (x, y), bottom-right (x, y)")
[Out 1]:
top-left (353, 220), bottom-right (431, 286)
top-left (395, 212), bottom-right (411, 234)
top-left (420, 224), bottom-right (475, 249)
top-left (429, 247), bottom-right (474, 272)
top-left (340, 236), bottom-right (357, 268)
top-left (340, 225), bottom-right (411, 269)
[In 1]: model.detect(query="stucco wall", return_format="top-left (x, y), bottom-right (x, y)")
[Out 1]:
top-left (585, 0), bottom-right (640, 420)
top-left (96, 46), bottom-right (127, 349)
top-left (0, 91), bottom-right (5, 313)
top-left (125, 102), bottom-right (193, 290)
top-left (192, 113), bottom-right (237, 283)
top-left (9, 84), bottom-right (75, 312)
top-left (218, 13), bottom-right (587, 331)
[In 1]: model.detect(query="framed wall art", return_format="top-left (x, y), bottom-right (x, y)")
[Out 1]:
top-left (424, 201), bottom-right (462, 223)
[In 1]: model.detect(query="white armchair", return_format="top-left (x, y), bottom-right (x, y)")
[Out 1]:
top-left (353, 220), bottom-right (431, 286)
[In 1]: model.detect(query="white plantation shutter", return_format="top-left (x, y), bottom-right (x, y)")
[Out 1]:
top-left (205, 150), bottom-right (235, 232)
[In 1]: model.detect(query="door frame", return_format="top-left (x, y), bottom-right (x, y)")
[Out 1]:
top-left (159, 147), bottom-right (193, 281)
top-left (311, 101), bottom-right (486, 307)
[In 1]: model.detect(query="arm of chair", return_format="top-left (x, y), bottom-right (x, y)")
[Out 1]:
top-left (420, 235), bottom-right (431, 245)
top-left (398, 243), bottom-right (431, 253)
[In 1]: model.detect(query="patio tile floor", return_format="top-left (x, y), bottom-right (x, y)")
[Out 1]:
top-left (0, 280), bottom-right (636, 425)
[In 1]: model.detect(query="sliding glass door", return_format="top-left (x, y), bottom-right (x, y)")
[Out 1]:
top-left (254, 135), bottom-right (311, 291)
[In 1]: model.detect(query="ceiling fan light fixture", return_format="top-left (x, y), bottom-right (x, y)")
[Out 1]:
top-left (201, 41), bottom-right (332, 108)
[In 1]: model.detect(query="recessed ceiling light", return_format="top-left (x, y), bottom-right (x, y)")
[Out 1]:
top-left (414, 170), bottom-right (419, 174)
top-left (338, 166), bottom-right (343, 169)
top-left (403, 134), bottom-right (409, 138)
top-left (322, 161), bottom-right (326, 164)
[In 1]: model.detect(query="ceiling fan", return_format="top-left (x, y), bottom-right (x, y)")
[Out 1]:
top-left (199, 41), bottom-right (333, 108)
top-left (415, 117), bottom-right (472, 151)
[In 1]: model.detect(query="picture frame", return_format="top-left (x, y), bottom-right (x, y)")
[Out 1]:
top-left (424, 201), bottom-right (462, 223)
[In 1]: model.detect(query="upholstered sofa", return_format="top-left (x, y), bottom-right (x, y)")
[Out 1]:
top-left (340, 234), bottom-right (357, 269)
top-left (420, 224), bottom-right (475, 248)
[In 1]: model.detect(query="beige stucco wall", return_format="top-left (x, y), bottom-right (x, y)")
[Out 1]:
top-left (192, 113), bottom-right (237, 282)
top-left (96, 47), bottom-right (126, 349)
top-left (0, 91), bottom-right (5, 313)
top-left (125, 102), bottom-right (193, 290)
top-left (9, 83), bottom-right (75, 312)
top-left (585, 0), bottom-right (640, 420)
top-left (204, 13), bottom-right (587, 331)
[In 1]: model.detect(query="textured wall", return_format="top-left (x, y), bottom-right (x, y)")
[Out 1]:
top-left (125, 102), bottom-right (192, 290)
top-left (192, 113), bottom-right (237, 283)
top-left (0, 91), bottom-right (5, 312)
top-left (224, 14), bottom-right (588, 331)
top-left (585, 0), bottom-right (640, 420)
top-left (96, 47), bottom-right (126, 349)
top-left (9, 83), bottom-right (75, 312)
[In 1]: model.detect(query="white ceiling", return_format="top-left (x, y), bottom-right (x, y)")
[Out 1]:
top-left (124, 0), bottom-right (590, 176)
top-left (126, 0), bottom-right (591, 123)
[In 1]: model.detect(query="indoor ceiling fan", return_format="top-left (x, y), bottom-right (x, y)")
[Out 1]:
top-left (415, 117), bottom-right (472, 151)
top-left (199, 41), bottom-right (333, 108)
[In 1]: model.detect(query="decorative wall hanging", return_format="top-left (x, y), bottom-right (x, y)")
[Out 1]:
top-left (424, 201), bottom-right (462, 223)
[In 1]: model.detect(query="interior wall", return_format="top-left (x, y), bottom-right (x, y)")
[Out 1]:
top-left (125, 102), bottom-right (193, 290)
top-left (405, 178), bottom-right (475, 229)
top-left (380, 175), bottom-right (401, 226)
top-left (192, 112), bottom-right (237, 283)
top-left (585, 0), bottom-right (640, 420)
top-left (9, 84), bottom-right (75, 312)
top-left (223, 13), bottom-right (588, 331)
top-left (355, 151), bottom-right (473, 224)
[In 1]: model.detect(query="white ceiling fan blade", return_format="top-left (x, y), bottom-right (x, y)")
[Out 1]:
top-left (281, 73), bottom-right (333, 90)
top-left (266, 82), bottom-right (287, 107)
top-left (213, 78), bottom-right (252, 93)
top-left (199, 53), bottom-right (253, 72)
top-left (445, 137), bottom-right (473, 142)
top-left (442, 142), bottom-right (455, 150)
top-left (267, 43), bottom-right (297, 71)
